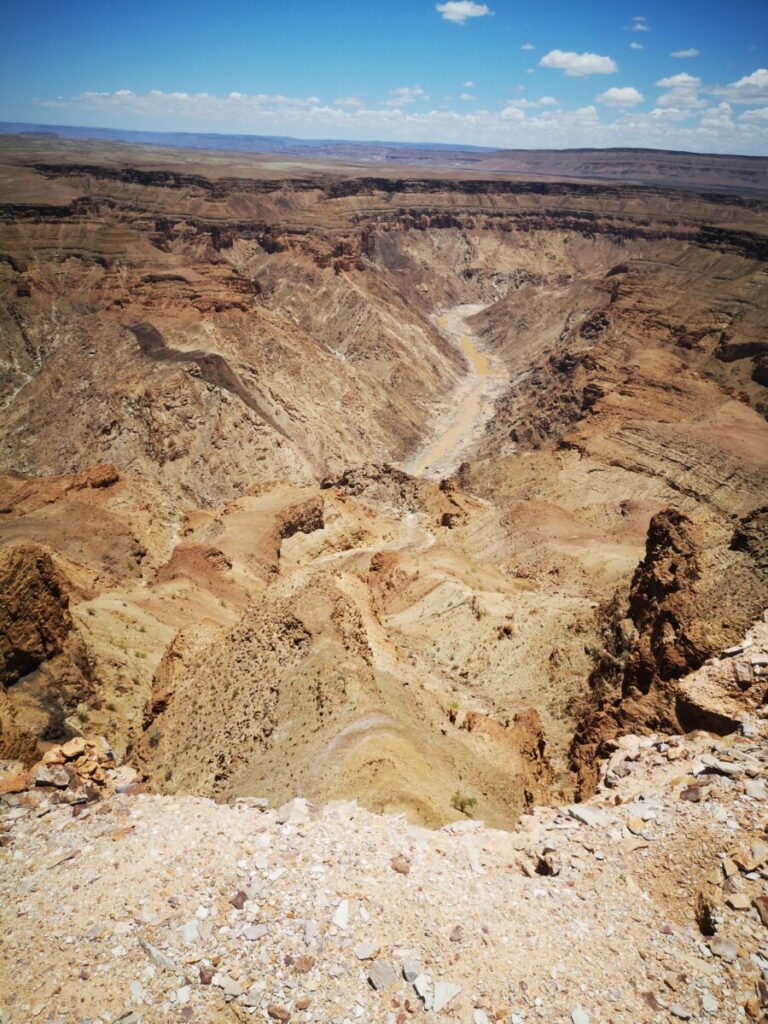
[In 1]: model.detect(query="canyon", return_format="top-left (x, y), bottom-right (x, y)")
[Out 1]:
top-left (0, 133), bottom-right (767, 834)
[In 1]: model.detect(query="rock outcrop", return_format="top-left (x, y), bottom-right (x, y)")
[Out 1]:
top-left (0, 545), bottom-right (94, 761)
top-left (571, 508), bottom-right (768, 794)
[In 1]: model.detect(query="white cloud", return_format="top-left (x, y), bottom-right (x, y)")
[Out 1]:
top-left (656, 73), bottom-right (699, 88)
top-left (32, 85), bottom-right (768, 155)
top-left (597, 86), bottom-right (645, 107)
top-left (463, 80), bottom-right (474, 88)
top-left (630, 42), bottom-right (643, 50)
top-left (711, 68), bottom-right (768, 105)
top-left (655, 72), bottom-right (705, 111)
top-left (525, 68), bottom-right (535, 74)
top-left (739, 106), bottom-right (768, 124)
top-left (539, 50), bottom-right (618, 77)
top-left (520, 43), bottom-right (534, 51)
top-left (631, 16), bottom-right (650, 31)
top-left (436, 2), bottom-right (491, 24)
top-left (670, 48), bottom-right (700, 58)
top-left (500, 105), bottom-right (525, 121)
top-left (698, 103), bottom-right (734, 134)
top-left (460, 93), bottom-right (475, 101)
top-left (384, 86), bottom-right (427, 107)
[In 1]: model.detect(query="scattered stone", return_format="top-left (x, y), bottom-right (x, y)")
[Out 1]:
top-left (709, 935), bottom-right (739, 962)
top-left (432, 982), bottom-right (461, 1012)
top-left (212, 973), bottom-right (243, 997)
top-left (295, 996), bottom-right (311, 1011)
top-left (414, 975), bottom-right (432, 1002)
top-left (669, 1004), bottom-right (692, 1020)
top-left (722, 645), bottom-right (745, 657)
top-left (734, 841), bottom-right (768, 873)
top-left (391, 855), bottom-right (411, 875)
top-left (735, 663), bottom-right (754, 686)
top-left (243, 924), bottom-right (268, 941)
top-left (199, 965), bottom-right (214, 985)
top-left (232, 796), bottom-right (269, 810)
top-left (31, 764), bottom-right (69, 789)
top-left (680, 785), bottom-right (705, 803)
top-left (332, 899), bottom-right (349, 928)
top-left (571, 1009), bottom-right (590, 1024)
top-left (275, 797), bottom-right (309, 825)
top-left (403, 959), bottom-right (420, 983)
top-left (355, 942), bottom-right (380, 960)
top-left (727, 893), bottom-right (752, 910)
top-left (267, 1004), bottom-right (291, 1021)
top-left (722, 856), bottom-right (739, 878)
top-left (754, 896), bottom-right (768, 926)
top-left (701, 991), bottom-right (719, 1015)
top-left (567, 806), bottom-right (608, 827)
top-left (137, 936), bottom-right (178, 973)
top-left (294, 954), bottom-right (314, 973)
top-left (627, 817), bottom-right (646, 835)
top-left (229, 890), bottom-right (246, 909)
top-left (700, 754), bottom-right (741, 777)
top-left (368, 960), bottom-right (397, 991)
top-left (304, 918), bottom-right (318, 946)
top-left (745, 780), bottom-right (766, 800)
top-left (60, 737), bottom-right (87, 759)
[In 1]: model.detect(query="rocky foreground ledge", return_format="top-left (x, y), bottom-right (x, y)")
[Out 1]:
top-left (2, 623), bottom-right (768, 1024)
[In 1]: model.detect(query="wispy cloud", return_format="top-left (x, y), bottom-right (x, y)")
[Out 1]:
top-left (334, 96), bottom-right (364, 108)
top-left (539, 50), bottom-right (618, 77)
top-left (670, 48), bottom-right (700, 58)
top-left (597, 86), bottom-right (644, 107)
top-left (383, 86), bottom-right (428, 107)
top-left (459, 93), bottom-right (475, 101)
top-left (630, 15), bottom-right (650, 32)
top-left (520, 43), bottom-right (534, 51)
top-left (630, 42), bottom-right (643, 50)
top-left (504, 95), bottom-right (559, 110)
top-left (463, 80), bottom-right (475, 88)
top-left (435, 2), bottom-right (492, 24)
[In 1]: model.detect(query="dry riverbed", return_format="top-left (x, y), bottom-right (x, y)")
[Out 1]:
top-left (404, 305), bottom-right (508, 479)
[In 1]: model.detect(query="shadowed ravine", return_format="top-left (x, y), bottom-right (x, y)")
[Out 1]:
top-left (127, 321), bottom-right (291, 441)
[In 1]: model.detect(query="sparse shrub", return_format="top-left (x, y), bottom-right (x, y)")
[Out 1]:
top-left (148, 726), bottom-right (161, 748)
top-left (134, 650), bottom-right (146, 659)
top-left (75, 702), bottom-right (90, 724)
top-left (451, 791), bottom-right (477, 815)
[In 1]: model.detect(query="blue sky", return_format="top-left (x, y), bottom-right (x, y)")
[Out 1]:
top-left (2, 1), bottom-right (768, 153)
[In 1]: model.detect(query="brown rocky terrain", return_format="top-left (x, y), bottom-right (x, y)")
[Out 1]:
top-left (3, 623), bottom-right (768, 1023)
top-left (0, 134), bottom-right (767, 839)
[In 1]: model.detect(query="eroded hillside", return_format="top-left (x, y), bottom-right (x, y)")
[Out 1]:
top-left (1, 137), bottom-right (767, 826)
